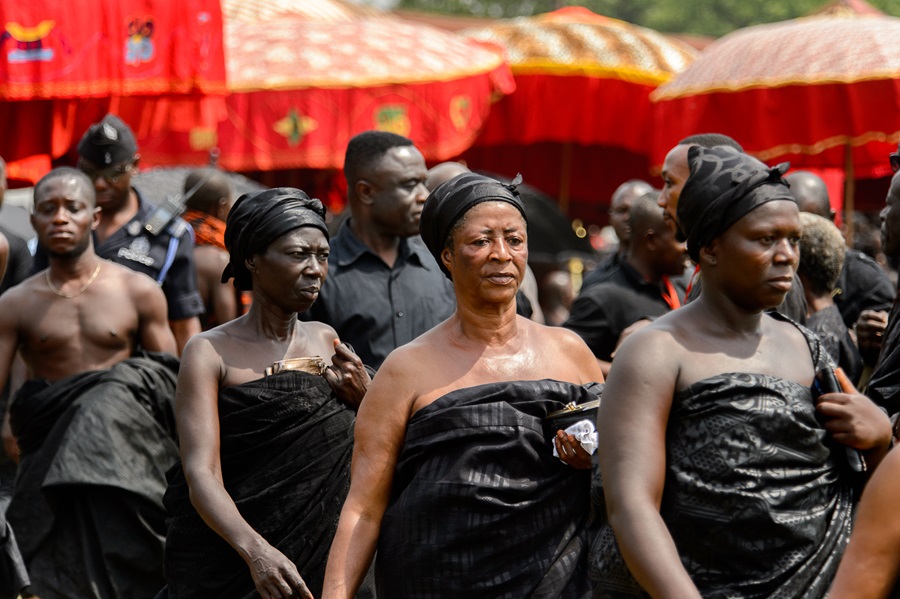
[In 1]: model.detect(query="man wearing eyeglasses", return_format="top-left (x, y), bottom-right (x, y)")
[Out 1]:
top-left (74, 114), bottom-right (203, 353)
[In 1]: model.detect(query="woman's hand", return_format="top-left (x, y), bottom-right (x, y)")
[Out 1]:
top-left (246, 541), bottom-right (313, 599)
top-left (816, 368), bottom-right (892, 467)
top-left (555, 430), bottom-right (592, 470)
top-left (325, 339), bottom-right (371, 410)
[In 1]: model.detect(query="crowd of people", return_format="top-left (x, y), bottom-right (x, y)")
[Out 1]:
top-left (0, 112), bottom-right (899, 599)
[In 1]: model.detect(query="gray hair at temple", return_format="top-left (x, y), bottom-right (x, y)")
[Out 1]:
top-left (677, 145), bottom-right (795, 262)
top-left (798, 212), bottom-right (846, 294)
top-left (221, 188), bottom-right (329, 291)
top-left (420, 172), bottom-right (527, 278)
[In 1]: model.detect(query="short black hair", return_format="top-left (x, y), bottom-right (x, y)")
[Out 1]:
top-left (679, 133), bottom-right (744, 152)
top-left (344, 130), bottom-right (414, 185)
top-left (184, 168), bottom-right (232, 214)
top-left (34, 167), bottom-right (96, 207)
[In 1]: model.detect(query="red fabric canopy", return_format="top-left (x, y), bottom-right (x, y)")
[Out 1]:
top-left (0, 0), bottom-right (226, 99)
top-left (651, 15), bottom-right (900, 182)
top-left (0, 0), bottom-right (227, 169)
top-left (137, 16), bottom-right (514, 171)
top-left (459, 8), bottom-right (695, 224)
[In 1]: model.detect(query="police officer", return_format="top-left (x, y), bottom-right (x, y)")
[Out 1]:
top-left (74, 114), bottom-right (203, 353)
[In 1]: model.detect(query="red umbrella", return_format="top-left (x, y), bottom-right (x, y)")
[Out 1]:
top-left (138, 14), bottom-right (514, 177)
top-left (650, 14), bottom-right (900, 218)
top-left (0, 0), bottom-right (228, 179)
top-left (459, 7), bottom-right (696, 223)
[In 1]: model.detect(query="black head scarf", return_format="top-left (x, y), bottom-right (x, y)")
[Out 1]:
top-left (677, 145), bottom-right (795, 262)
top-left (420, 172), bottom-right (527, 278)
top-left (221, 188), bottom-right (329, 291)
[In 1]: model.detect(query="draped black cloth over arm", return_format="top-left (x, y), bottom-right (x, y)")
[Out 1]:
top-left (867, 294), bottom-right (900, 414)
top-left (7, 353), bottom-right (180, 599)
top-left (164, 371), bottom-right (370, 599)
top-left (377, 379), bottom-right (598, 599)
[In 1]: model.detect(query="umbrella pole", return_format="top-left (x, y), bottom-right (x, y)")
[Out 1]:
top-left (844, 143), bottom-right (855, 248)
top-left (559, 142), bottom-right (572, 216)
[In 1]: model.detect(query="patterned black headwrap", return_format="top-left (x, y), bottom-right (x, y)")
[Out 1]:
top-left (420, 172), bottom-right (527, 278)
top-left (221, 188), bottom-right (329, 290)
top-left (677, 145), bottom-right (795, 262)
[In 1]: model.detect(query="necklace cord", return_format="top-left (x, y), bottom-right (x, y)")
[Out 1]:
top-left (45, 263), bottom-right (102, 298)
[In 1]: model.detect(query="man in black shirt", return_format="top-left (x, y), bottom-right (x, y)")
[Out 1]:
top-left (867, 172), bottom-right (900, 413)
top-left (787, 170), bottom-right (893, 328)
top-left (583, 179), bottom-right (654, 290)
top-left (303, 131), bottom-right (454, 370)
top-left (74, 114), bottom-right (203, 353)
top-left (564, 193), bottom-right (686, 375)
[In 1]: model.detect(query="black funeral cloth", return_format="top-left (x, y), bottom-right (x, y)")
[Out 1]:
top-left (591, 316), bottom-right (855, 599)
top-left (868, 292), bottom-right (900, 414)
top-left (7, 352), bottom-right (180, 599)
top-left (164, 370), bottom-right (364, 599)
top-left (808, 304), bottom-right (863, 385)
top-left (377, 379), bottom-right (598, 599)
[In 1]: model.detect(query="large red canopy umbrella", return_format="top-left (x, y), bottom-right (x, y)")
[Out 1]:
top-left (0, 0), bottom-right (227, 182)
top-left (650, 14), bottom-right (900, 217)
top-left (459, 7), bottom-right (696, 223)
top-left (137, 13), bottom-right (514, 176)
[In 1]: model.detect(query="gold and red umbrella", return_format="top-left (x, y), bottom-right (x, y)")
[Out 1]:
top-left (459, 7), bottom-right (696, 222)
top-left (0, 0), bottom-right (227, 182)
top-left (138, 11), bottom-right (514, 178)
top-left (651, 13), bottom-right (900, 216)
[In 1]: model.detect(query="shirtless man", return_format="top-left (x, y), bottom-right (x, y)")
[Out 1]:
top-left (0, 167), bottom-right (178, 598)
top-left (322, 173), bottom-right (604, 598)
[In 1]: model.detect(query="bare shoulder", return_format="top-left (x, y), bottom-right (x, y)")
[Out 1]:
top-left (0, 273), bottom-right (46, 326)
top-left (767, 313), bottom-right (813, 350)
top-left (111, 261), bottom-right (162, 291)
top-left (179, 328), bottom-right (227, 373)
top-left (610, 314), bottom-right (684, 374)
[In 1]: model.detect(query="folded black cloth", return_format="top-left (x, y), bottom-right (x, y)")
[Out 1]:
top-left (376, 379), bottom-right (599, 599)
top-left (164, 370), bottom-right (367, 599)
top-left (7, 352), bottom-right (180, 599)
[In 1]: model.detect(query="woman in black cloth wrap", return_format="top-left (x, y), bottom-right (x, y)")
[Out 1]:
top-left (162, 188), bottom-right (374, 599)
top-left (592, 146), bottom-right (893, 598)
top-left (321, 173), bottom-right (605, 599)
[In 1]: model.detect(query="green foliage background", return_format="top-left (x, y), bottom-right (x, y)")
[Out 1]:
top-left (397, 0), bottom-right (900, 37)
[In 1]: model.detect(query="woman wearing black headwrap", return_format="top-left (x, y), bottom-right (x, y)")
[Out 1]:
top-left (322, 173), bottom-right (605, 598)
top-left (162, 189), bottom-right (375, 599)
top-left (592, 146), bottom-right (892, 598)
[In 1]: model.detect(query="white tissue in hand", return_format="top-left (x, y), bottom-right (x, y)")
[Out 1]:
top-left (552, 419), bottom-right (598, 458)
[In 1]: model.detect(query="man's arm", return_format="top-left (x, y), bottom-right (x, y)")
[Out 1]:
top-left (169, 317), bottom-right (201, 355)
top-left (322, 353), bottom-right (416, 599)
top-left (161, 226), bottom-right (205, 354)
top-left (596, 328), bottom-right (702, 599)
top-left (0, 293), bottom-right (22, 460)
top-left (131, 274), bottom-right (177, 355)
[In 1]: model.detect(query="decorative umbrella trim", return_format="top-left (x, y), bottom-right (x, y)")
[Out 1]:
top-left (512, 61), bottom-right (672, 85)
top-left (754, 129), bottom-right (900, 162)
top-left (652, 69), bottom-right (900, 100)
top-left (228, 56), bottom-right (506, 92)
top-left (652, 15), bottom-right (900, 100)
top-left (0, 79), bottom-right (229, 100)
